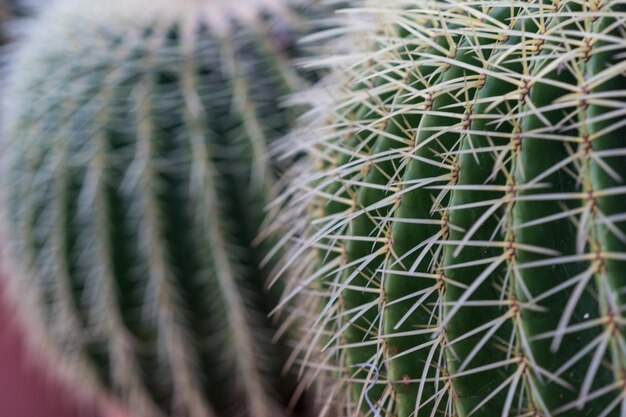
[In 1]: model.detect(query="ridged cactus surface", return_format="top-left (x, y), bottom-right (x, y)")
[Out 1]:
top-left (0, 1), bottom-right (313, 417)
top-left (273, 1), bottom-right (626, 416)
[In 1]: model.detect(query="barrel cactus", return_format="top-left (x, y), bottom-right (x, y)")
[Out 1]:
top-left (0, 1), bottom-right (316, 417)
top-left (273, 0), bottom-right (626, 416)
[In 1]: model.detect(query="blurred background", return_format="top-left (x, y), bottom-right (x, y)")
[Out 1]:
top-left (0, 1), bottom-right (98, 415)
top-left (0, 1), bottom-right (316, 416)
top-left (0, 281), bottom-right (99, 417)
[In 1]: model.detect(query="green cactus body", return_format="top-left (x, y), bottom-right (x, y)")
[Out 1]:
top-left (0, 1), bottom-right (315, 417)
top-left (275, 0), bottom-right (626, 416)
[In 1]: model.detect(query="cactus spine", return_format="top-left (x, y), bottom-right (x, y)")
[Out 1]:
top-left (274, 0), bottom-right (626, 416)
top-left (0, 1), bottom-right (313, 417)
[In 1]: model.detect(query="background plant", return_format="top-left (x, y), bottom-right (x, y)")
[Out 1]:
top-left (0, 1), bottom-right (321, 416)
top-left (272, 0), bottom-right (626, 416)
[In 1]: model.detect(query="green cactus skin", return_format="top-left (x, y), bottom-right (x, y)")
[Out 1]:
top-left (273, 0), bottom-right (626, 416)
top-left (0, 1), bottom-right (317, 417)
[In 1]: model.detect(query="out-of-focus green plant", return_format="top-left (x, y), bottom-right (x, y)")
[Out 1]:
top-left (0, 1), bottom-right (319, 416)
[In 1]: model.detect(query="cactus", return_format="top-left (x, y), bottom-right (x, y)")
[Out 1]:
top-left (0, 1), bottom-right (317, 417)
top-left (273, 0), bottom-right (626, 416)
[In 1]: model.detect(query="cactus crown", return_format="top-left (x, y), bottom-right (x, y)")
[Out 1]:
top-left (1, 1), bottom-right (312, 417)
top-left (273, 0), bottom-right (626, 416)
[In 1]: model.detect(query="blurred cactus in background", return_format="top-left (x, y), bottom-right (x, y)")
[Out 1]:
top-left (0, 0), bottom-right (321, 416)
